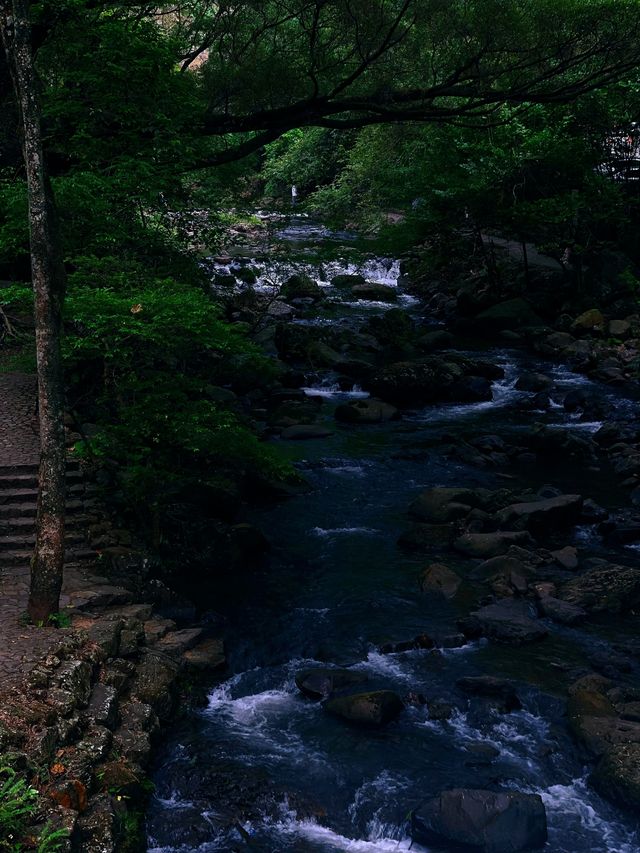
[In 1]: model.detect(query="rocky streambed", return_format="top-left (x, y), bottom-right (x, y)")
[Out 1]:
top-left (147, 218), bottom-right (640, 852)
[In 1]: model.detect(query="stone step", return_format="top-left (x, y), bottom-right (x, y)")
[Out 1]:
top-left (0, 532), bottom-right (87, 548)
top-left (0, 469), bottom-right (83, 489)
top-left (0, 514), bottom-right (90, 532)
top-left (0, 460), bottom-right (80, 475)
top-left (0, 499), bottom-right (98, 518)
top-left (0, 488), bottom-right (38, 505)
top-left (0, 548), bottom-right (97, 567)
top-left (155, 627), bottom-right (204, 657)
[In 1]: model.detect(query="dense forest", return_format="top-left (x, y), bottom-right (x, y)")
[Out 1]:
top-left (2, 1), bottom-right (640, 851)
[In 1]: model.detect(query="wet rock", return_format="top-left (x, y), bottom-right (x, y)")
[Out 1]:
top-left (368, 359), bottom-right (464, 406)
top-left (420, 563), bottom-right (461, 598)
top-left (464, 743), bottom-right (501, 766)
top-left (379, 633), bottom-right (435, 654)
top-left (448, 375), bottom-right (493, 403)
top-left (281, 274), bottom-right (323, 302)
top-left (538, 596), bottom-right (586, 625)
top-left (474, 298), bottom-right (545, 333)
top-left (418, 329), bottom-right (455, 351)
top-left (592, 744), bottom-right (640, 812)
top-left (366, 308), bottom-right (415, 347)
top-left (295, 668), bottom-right (368, 701)
top-left (183, 638), bottom-right (226, 672)
top-left (456, 676), bottom-right (522, 712)
top-left (550, 546), bottom-right (579, 570)
top-left (351, 282), bottom-right (397, 301)
top-left (609, 319), bottom-right (632, 338)
top-left (469, 599), bottom-right (549, 645)
top-left (323, 690), bottom-right (403, 726)
top-left (334, 398), bottom-right (399, 424)
top-left (331, 273), bottom-right (366, 288)
top-left (498, 494), bottom-right (583, 534)
top-left (410, 487), bottom-right (479, 522)
top-left (412, 788), bottom-right (548, 853)
top-left (129, 650), bottom-right (180, 721)
top-left (515, 373), bottom-right (554, 392)
top-left (85, 684), bottom-right (119, 730)
top-left (454, 531), bottom-right (534, 558)
top-left (560, 563), bottom-right (640, 613)
top-left (74, 793), bottom-right (124, 852)
top-left (427, 699), bottom-right (453, 721)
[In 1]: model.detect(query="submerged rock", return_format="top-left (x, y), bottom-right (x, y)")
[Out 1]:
top-left (295, 668), bottom-right (368, 701)
top-left (280, 424), bottom-right (334, 440)
top-left (467, 599), bottom-right (549, 645)
top-left (412, 788), bottom-right (548, 853)
top-left (335, 398), bottom-right (399, 424)
top-left (323, 690), bottom-right (403, 726)
top-left (456, 676), bottom-right (522, 713)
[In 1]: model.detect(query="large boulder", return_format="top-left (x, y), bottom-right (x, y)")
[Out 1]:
top-left (498, 494), bottom-right (583, 534)
top-left (410, 487), bottom-right (479, 522)
top-left (331, 273), bottom-right (366, 288)
top-left (560, 563), bottom-right (640, 614)
top-left (323, 690), bottom-right (403, 726)
top-left (295, 668), bottom-right (368, 701)
top-left (571, 308), bottom-right (606, 334)
top-left (335, 398), bottom-right (399, 424)
top-left (592, 744), bottom-right (640, 812)
top-left (567, 676), bottom-right (640, 756)
top-left (412, 788), bottom-right (548, 853)
top-left (281, 274), bottom-right (323, 302)
top-left (515, 373), bottom-right (554, 392)
top-left (467, 599), bottom-right (549, 645)
top-left (420, 563), bottom-right (461, 598)
top-left (367, 359), bottom-right (464, 406)
top-left (351, 282), bottom-right (397, 302)
top-left (454, 531), bottom-right (534, 558)
top-left (474, 298), bottom-right (545, 333)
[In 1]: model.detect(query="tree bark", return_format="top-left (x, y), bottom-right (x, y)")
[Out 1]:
top-left (0, 0), bottom-right (66, 623)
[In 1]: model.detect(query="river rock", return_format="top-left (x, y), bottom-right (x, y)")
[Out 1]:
top-left (567, 677), bottom-right (640, 756)
top-left (281, 274), bottom-right (323, 302)
top-left (410, 487), bottom-right (479, 522)
top-left (368, 359), bottom-right (464, 406)
top-left (448, 375), bottom-right (493, 402)
top-left (560, 563), bottom-right (640, 613)
top-left (323, 690), bottom-right (403, 726)
top-left (474, 298), bottom-right (545, 333)
top-left (351, 282), bottom-right (397, 301)
top-left (454, 531), bottom-right (534, 558)
top-left (592, 744), bottom-right (640, 811)
top-left (420, 563), bottom-right (461, 598)
top-left (398, 522), bottom-right (456, 550)
top-left (537, 596), bottom-right (586, 625)
top-left (334, 398), bottom-right (399, 424)
top-left (467, 599), bottom-right (549, 645)
top-left (551, 546), bottom-right (579, 570)
top-left (515, 373), bottom-right (554, 392)
top-left (366, 308), bottom-right (415, 347)
top-left (456, 676), bottom-right (522, 712)
top-left (295, 668), bottom-right (368, 701)
top-left (418, 329), bottom-right (455, 351)
top-left (571, 308), bottom-right (606, 334)
top-left (411, 788), bottom-right (548, 853)
top-left (497, 494), bottom-right (583, 533)
top-left (331, 273), bottom-right (366, 288)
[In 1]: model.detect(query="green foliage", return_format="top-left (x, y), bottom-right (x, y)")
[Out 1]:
top-left (0, 767), bottom-right (67, 852)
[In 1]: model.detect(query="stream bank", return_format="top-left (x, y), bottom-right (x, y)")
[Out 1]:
top-left (147, 217), bottom-right (640, 853)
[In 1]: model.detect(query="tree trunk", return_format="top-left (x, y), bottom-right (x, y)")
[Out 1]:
top-left (1, 0), bottom-right (66, 623)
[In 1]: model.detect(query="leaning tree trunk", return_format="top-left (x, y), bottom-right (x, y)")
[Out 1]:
top-left (0, 0), bottom-right (66, 623)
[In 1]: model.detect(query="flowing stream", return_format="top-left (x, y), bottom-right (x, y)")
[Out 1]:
top-left (146, 218), bottom-right (640, 852)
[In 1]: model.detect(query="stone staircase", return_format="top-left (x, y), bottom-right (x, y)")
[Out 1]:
top-left (0, 460), bottom-right (100, 569)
